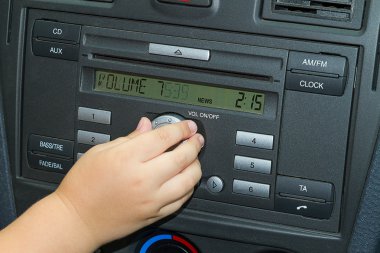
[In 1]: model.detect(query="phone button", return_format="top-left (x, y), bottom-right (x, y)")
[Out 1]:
top-left (275, 195), bottom-right (333, 219)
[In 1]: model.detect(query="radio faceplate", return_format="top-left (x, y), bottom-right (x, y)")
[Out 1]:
top-left (21, 9), bottom-right (358, 233)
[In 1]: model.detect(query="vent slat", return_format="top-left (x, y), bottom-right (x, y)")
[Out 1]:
top-left (273, 0), bottom-right (353, 21)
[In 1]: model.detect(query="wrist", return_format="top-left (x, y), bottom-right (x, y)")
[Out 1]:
top-left (0, 192), bottom-right (99, 253)
top-left (50, 191), bottom-right (100, 252)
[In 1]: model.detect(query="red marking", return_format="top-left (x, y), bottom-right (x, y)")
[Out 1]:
top-left (173, 235), bottom-right (198, 253)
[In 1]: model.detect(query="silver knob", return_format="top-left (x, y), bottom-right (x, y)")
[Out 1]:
top-left (152, 113), bottom-right (185, 129)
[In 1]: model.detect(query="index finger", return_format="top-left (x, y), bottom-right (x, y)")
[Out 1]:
top-left (126, 120), bottom-right (198, 162)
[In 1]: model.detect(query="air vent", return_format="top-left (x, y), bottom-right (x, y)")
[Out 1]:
top-left (262, 0), bottom-right (365, 30)
top-left (273, 0), bottom-right (353, 21)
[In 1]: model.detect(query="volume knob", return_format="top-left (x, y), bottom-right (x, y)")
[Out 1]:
top-left (152, 113), bottom-right (185, 129)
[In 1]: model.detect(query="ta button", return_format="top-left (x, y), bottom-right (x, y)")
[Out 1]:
top-left (206, 176), bottom-right (224, 193)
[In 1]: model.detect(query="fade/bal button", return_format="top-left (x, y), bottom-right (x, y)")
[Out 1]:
top-left (28, 152), bottom-right (73, 174)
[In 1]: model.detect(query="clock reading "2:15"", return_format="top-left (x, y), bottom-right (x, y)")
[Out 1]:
top-left (235, 92), bottom-right (264, 111)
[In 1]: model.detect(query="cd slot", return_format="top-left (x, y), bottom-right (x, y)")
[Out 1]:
top-left (91, 53), bottom-right (274, 83)
top-left (82, 27), bottom-right (287, 83)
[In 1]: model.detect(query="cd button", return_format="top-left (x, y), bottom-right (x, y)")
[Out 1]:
top-left (33, 20), bottom-right (81, 43)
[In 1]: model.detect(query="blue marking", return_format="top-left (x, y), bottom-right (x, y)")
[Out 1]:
top-left (140, 234), bottom-right (172, 253)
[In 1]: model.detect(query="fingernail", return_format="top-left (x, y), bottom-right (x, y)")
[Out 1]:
top-left (198, 135), bottom-right (205, 148)
top-left (187, 121), bottom-right (198, 134)
top-left (136, 117), bottom-right (145, 130)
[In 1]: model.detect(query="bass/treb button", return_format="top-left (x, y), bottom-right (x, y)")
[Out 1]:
top-left (28, 134), bottom-right (74, 158)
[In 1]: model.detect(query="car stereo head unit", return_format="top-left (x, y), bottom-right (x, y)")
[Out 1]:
top-left (21, 10), bottom-right (357, 236)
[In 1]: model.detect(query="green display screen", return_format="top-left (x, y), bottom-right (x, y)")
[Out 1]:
top-left (94, 70), bottom-right (265, 115)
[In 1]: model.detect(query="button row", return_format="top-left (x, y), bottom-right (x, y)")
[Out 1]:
top-left (275, 175), bottom-right (334, 219)
top-left (233, 131), bottom-right (273, 200)
top-left (286, 51), bottom-right (347, 96)
top-left (32, 20), bottom-right (81, 61)
top-left (27, 134), bottom-right (74, 174)
top-left (206, 176), bottom-right (270, 199)
top-left (76, 107), bottom-right (112, 160)
top-left (205, 175), bottom-right (334, 219)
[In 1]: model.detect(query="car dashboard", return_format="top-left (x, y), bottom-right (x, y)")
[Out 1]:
top-left (1, 0), bottom-right (380, 252)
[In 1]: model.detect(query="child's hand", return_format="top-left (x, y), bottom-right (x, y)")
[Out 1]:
top-left (54, 117), bottom-right (204, 248)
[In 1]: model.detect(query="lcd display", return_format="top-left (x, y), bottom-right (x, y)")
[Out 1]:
top-left (94, 70), bottom-right (265, 114)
